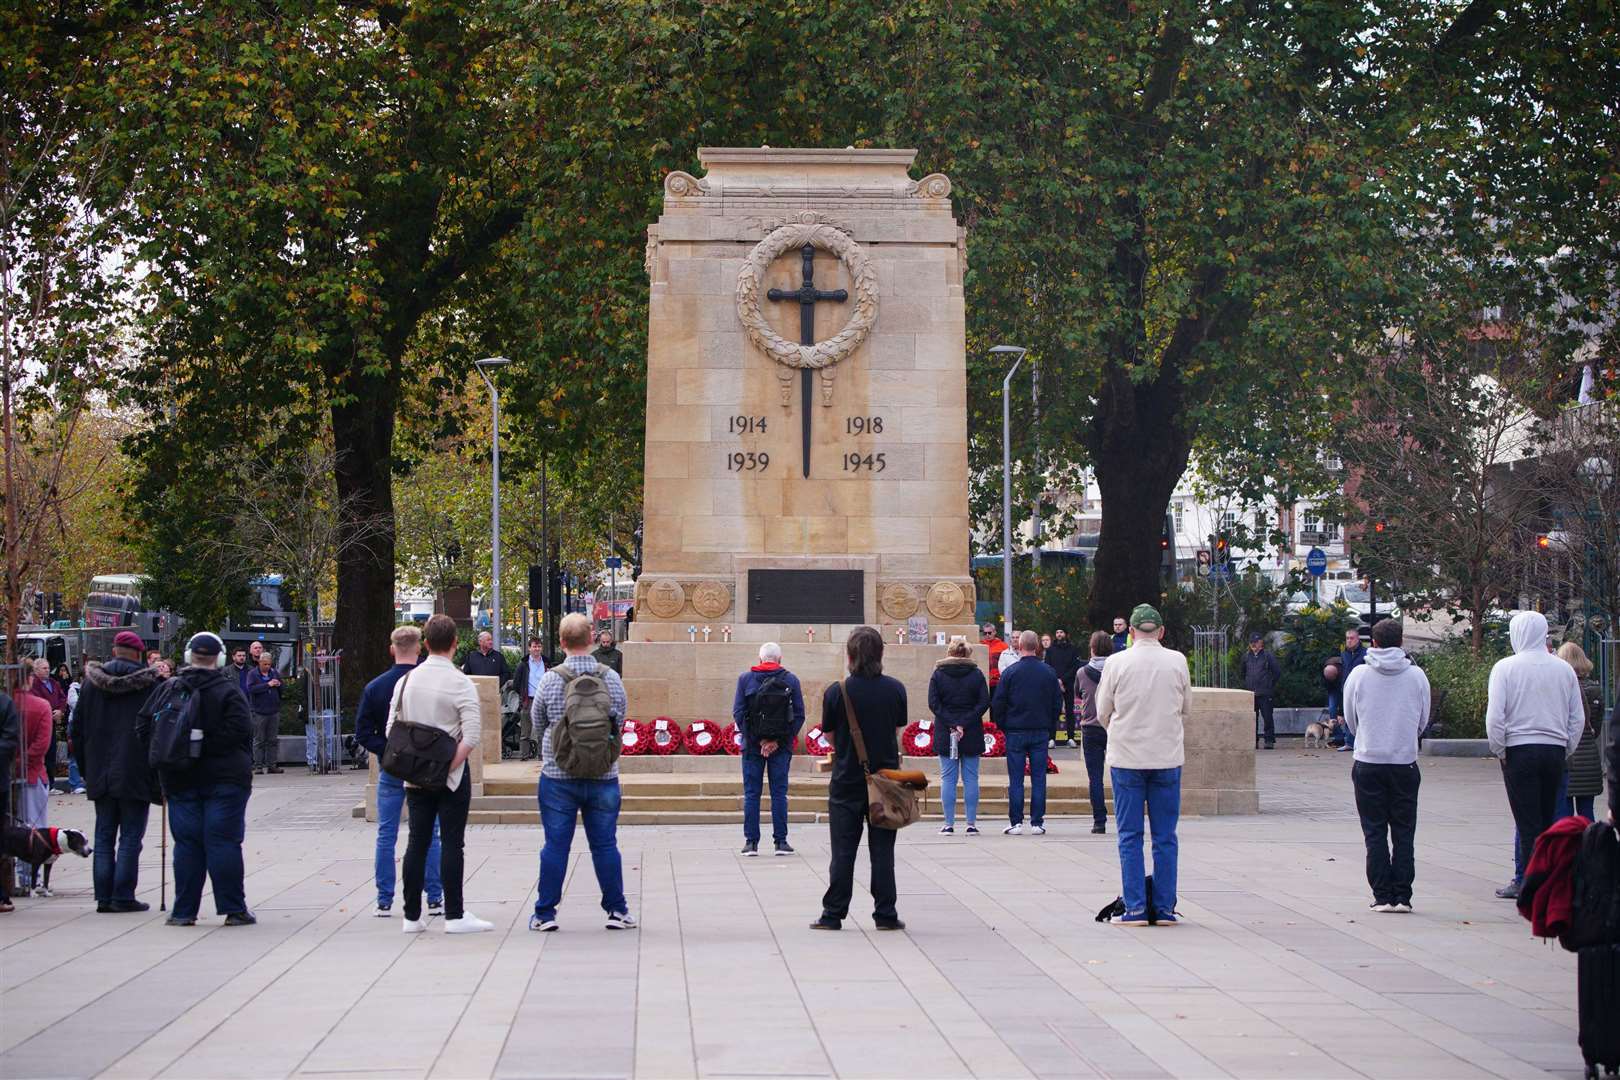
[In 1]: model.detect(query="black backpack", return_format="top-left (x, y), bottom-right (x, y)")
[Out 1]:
top-left (748, 672), bottom-right (794, 743)
top-left (145, 679), bottom-right (201, 771)
top-left (1565, 821), bottom-right (1620, 951)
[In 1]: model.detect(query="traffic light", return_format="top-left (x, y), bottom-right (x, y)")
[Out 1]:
top-left (1535, 533), bottom-right (1552, 551)
top-left (1214, 533), bottom-right (1231, 565)
top-left (1374, 520), bottom-right (1387, 534)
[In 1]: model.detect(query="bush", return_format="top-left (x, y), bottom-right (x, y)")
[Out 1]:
top-left (1414, 639), bottom-right (1504, 740)
top-left (1270, 605), bottom-right (1362, 708)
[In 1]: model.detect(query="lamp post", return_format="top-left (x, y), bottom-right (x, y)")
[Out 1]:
top-left (992, 345), bottom-right (1027, 638)
top-left (474, 356), bottom-right (511, 650)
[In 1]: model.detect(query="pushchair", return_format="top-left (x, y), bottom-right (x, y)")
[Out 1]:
top-left (500, 684), bottom-right (522, 759)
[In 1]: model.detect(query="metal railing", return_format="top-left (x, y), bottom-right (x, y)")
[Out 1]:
top-left (1190, 627), bottom-right (1231, 688)
top-left (1599, 635), bottom-right (1618, 712)
top-left (303, 623), bottom-right (344, 773)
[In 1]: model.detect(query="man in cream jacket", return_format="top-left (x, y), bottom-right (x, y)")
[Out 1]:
top-left (1096, 604), bottom-right (1191, 925)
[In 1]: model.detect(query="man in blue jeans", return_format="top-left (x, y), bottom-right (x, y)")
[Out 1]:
top-left (730, 642), bottom-right (806, 856)
top-left (1095, 605), bottom-right (1191, 926)
top-left (352, 625), bottom-right (442, 918)
top-left (991, 631), bottom-right (1064, 835)
top-left (530, 613), bottom-right (635, 932)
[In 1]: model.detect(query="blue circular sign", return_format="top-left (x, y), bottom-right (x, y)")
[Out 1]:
top-left (1306, 548), bottom-right (1328, 576)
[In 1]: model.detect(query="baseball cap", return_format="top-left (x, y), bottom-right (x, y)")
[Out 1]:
top-left (1248, 631), bottom-right (1263, 643)
top-left (186, 631), bottom-right (225, 657)
top-left (113, 630), bottom-right (146, 651)
top-left (1129, 604), bottom-right (1162, 632)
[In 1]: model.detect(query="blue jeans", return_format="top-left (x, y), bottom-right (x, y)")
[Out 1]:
top-left (67, 757), bottom-right (83, 791)
top-left (1004, 730), bottom-right (1049, 826)
top-left (167, 782), bottom-right (251, 920)
top-left (305, 712), bottom-right (338, 768)
top-left (1081, 726), bottom-right (1108, 827)
top-left (939, 754), bottom-right (980, 827)
top-left (375, 770), bottom-right (441, 908)
top-left (92, 797), bottom-right (149, 903)
top-left (1111, 766), bottom-right (1181, 917)
top-left (535, 776), bottom-right (626, 922)
top-left (742, 750), bottom-right (792, 844)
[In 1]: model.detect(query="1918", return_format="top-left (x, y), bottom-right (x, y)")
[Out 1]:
top-left (728, 451), bottom-right (769, 472)
top-left (842, 452), bottom-right (886, 473)
top-left (845, 416), bottom-right (883, 435)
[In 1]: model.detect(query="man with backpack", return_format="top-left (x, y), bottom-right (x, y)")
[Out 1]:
top-left (529, 612), bottom-right (634, 933)
top-left (730, 642), bottom-right (806, 856)
top-left (137, 631), bottom-right (257, 927)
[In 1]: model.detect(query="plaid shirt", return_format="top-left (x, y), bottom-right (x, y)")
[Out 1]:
top-left (530, 653), bottom-right (627, 780)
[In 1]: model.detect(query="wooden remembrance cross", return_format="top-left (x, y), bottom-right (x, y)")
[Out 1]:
top-left (765, 242), bottom-right (847, 478)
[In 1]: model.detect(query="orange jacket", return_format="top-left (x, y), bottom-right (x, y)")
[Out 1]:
top-left (984, 636), bottom-right (1008, 688)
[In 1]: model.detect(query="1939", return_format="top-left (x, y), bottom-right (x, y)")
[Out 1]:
top-left (727, 451), bottom-right (770, 472)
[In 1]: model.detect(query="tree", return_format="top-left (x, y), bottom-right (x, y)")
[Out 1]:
top-left (1539, 398), bottom-right (1620, 643)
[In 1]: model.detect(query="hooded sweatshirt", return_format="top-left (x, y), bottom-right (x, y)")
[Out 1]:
top-left (1484, 611), bottom-right (1584, 759)
top-left (1342, 647), bottom-right (1430, 765)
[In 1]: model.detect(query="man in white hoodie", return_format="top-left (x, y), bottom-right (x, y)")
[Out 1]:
top-left (1485, 611), bottom-right (1584, 880)
top-left (1343, 619), bottom-right (1430, 912)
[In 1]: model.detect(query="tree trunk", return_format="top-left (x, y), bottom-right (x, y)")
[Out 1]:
top-left (331, 379), bottom-right (398, 704)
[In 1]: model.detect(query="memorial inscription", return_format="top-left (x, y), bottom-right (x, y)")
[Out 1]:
top-left (748, 569), bottom-right (864, 624)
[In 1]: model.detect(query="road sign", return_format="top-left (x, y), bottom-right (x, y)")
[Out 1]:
top-left (1195, 549), bottom-right (1211, 578)
top-left (605, 556), bottom-right (623, 569)
top-left (1306, 548), bottom-right (1328, 577)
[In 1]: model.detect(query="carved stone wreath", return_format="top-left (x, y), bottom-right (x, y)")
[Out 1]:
top-left (735, 215), bottom-right (879, 406)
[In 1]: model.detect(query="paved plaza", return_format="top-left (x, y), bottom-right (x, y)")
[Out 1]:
top-left (0, 750), bottom-right (1589, 1080)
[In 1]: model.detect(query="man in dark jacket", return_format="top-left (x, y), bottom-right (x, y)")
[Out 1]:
top-left (992, 631), bottom-right (1065, 835)
top-left (353, 624), bottom-right (441, 918)
top-left (1044, 629), bottom-right (1081, 745)
top-left (1239, 632), bottom-right (1283, 750)
top-left (461, 631), bottom-right (509, 681)
top-left (71, 630), bottom-right (163, 912)
top-left (0, 690), bottom-right (18, 910)
top-left (592, 630), bottom-right (624, 676)
top-left (1328, 627), bottom-right (1368, 752)
top-left (138, 632), bottom-right (256, 927)
top-left (731, 642), bottom-right (806, 856)
top-left (508, 637), bottom-right (548, 760)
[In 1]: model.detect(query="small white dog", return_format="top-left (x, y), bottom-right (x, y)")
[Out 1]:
top-left (1303, 720), bottom-right (1332, 748)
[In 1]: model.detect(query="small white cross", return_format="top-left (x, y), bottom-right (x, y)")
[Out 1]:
top-left (687, 625), bottom-right (697, 642)
top-left (701, 625), bottom-right (712, 643)
top-left (806, 626), bottom-right (815, 643)
top-left (721, 625), bottom-right (733, 642)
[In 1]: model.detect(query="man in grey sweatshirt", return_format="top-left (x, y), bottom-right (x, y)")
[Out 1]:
top-left (1343, 619), bottom-right (1430, 913)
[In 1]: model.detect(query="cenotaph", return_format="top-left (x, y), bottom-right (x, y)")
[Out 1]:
top-left (622, 147), bottom-right (980, 727)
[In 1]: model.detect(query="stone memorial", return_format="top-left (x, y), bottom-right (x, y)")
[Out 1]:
top-left (622, 147), bottom-right (980, 726)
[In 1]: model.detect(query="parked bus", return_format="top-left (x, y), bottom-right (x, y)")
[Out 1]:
top-left (84, 573), bottom-right (145, 628)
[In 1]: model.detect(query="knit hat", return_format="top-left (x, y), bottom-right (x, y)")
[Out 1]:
top-left (112, 630), bottom-right (146, 652)
top-left (1129, 604), bottom-right (1162, 632)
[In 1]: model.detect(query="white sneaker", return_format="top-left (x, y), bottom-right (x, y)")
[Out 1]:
top-left (445, 913), bottom-right (494, 934)
top-left (605, 911), bottom-right (638, 930)
top-left (529, 915), bottom-right (558, 932)
top-left (373, 905), bottom-right (392, 918)
top-left (402, 918), bottom-right (426, 934)
top-left (1030, 824), bottom-right (1047, 835)
top-left (1003, 823), bottom-right (1023, 835)
top-left (1390, 902), bottom-right (1412, 913)
top-left (1370, 902), bottom-right (1393, 913)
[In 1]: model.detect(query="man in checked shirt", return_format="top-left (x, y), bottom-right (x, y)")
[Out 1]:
top-left (529, 612), bottom-right (637, 932)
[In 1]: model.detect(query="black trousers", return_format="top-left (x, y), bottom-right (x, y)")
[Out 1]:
top-left (1254, 694), bottom-right (1275, 746)
top-left (1502, 744), bottom-right (1567, 876)
top-left (1081, 726), bottom-right (1108, 827)
top-left (1351, 761), bottom-right (1420, 905)
top-left (821, 797), bottom-right (897, 921)
top-left (1060, 682), bottom-right (1076, 742)
top-left (403, 780), bottom-right (470, 921)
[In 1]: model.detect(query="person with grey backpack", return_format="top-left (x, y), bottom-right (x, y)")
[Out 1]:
top-left (529, 612), bottom-right (635, 932)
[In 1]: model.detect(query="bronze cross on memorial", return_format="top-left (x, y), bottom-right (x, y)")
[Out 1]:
top-left (767, 243), bottom-right (847, 478)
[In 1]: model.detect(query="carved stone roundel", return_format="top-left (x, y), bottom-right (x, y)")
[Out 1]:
top-left (926, 581), bottom-right (967, 621)
top-left (690, 581), bottom-right (731, 620)
top-left (646, 579), bottom-right (686, 619)
top-left (735, 220), bottom-right (879, 372)
top-left (879, 583), bottom-right (918, 621)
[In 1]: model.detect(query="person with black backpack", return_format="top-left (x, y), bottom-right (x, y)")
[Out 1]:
top-left (730, 642), bottom-right (806, 857)
top-left (136, 632), bottom-right (256, 927)
top-left (529, 612), bottom-right (634, 933)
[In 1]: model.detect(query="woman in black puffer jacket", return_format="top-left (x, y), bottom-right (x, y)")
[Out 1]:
top-left (928, 636), bottom-right (990, 835)
top-left (1556, 643), bottom-right (1604, 820)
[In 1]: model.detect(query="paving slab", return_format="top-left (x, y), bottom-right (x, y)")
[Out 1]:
top-left (0, 750), bottom-right (1591, 1079)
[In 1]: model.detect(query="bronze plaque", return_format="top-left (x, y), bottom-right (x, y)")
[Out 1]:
top-left (747, 569), bottom-right (864, 624)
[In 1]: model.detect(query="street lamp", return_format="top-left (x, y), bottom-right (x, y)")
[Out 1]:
top-left (474, 356), bottom-right (511, 650)
top-left (991, 345), bottom-right (1028, 638)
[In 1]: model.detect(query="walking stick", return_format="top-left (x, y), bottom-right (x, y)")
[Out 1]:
top-left (160, 801), bottom-right (167, 912)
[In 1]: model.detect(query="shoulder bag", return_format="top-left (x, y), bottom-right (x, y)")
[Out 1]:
top-left (840, 679), bottom-right (923, 830)
top-left (381, 671), bottom-right (458, 789)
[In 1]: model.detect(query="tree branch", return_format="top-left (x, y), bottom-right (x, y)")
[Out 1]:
top-left (1436, 0), bottom-right (1503, 56)
top-left (407, 204), bottom-right (526, 322)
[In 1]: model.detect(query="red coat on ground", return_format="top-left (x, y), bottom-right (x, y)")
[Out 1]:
top-left (983, 636), bottom-right (1008, 688)
top-left (18, 690), bottom-right (51, 785)
top-left (1517, 814), bottom-right (1590, 939)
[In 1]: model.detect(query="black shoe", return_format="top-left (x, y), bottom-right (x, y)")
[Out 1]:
top-left (1494, 881), bottom-right (1520, 899)
top-left (809, 915), bottom-right (842, 930)
top-left (1263, 742), bottom-right (1276, 750)
top-left (108, 899), bottom-right (150, 913)
top-left (740, 841), bottom-right (758, 857)
top-left (1091, 823), bottom-right (1106, 835)
top-left (874, 917), bottom-right (906, 931)
top-left (224, 911), bottom-right (257, 926)
top-left (97, 901), bottom-right (112, 913)
top-left (774, 841), bottom-right (795, 856)
top-left (267, 766), bottom-right (283, 774)
top-left (165, 916), bottom-right (195, 927)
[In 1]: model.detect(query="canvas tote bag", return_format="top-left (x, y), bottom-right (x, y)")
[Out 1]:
top-left (840, 679), bottom-right (923, 830)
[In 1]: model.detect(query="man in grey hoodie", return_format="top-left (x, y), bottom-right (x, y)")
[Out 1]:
top-left (1343, 619), bottom-right (1429, 912)
top-left (1485, 610), bottom-right (1584, 880)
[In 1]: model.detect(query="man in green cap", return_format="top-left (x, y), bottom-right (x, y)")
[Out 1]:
top-left (1095, 603), bottom-right (1191, 925)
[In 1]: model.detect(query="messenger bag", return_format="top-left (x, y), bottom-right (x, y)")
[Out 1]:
top-left (840, 679), bottom-right (923, 830)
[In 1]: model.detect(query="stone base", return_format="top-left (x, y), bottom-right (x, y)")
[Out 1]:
top-left (1182, 688), bottom-right (1259, 814)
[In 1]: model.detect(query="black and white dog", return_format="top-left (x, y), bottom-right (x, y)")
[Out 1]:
top-left (3, 823), bottom-right (91, 896)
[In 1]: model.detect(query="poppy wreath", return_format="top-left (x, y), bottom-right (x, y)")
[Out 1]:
top-left (803, 724), bottom-right (834, 756)
top-left (722, 722), bottom-right (745, 755)
top-left (685, 719), bottom-right (723, 755)
top-left (1023, 756), bottom-right (1061, 775)
top-left (902, 719), bottom-right (934, 756)
top-left (648, 716), bottom-right (683, 755)
top-left (982, 721), bottom-right (1006, 757)
top-left (620, 719), bottom-right (652, 756)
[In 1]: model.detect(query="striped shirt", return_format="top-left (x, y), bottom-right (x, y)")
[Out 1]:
top-left (530, 653), bottom-right (627, 780)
